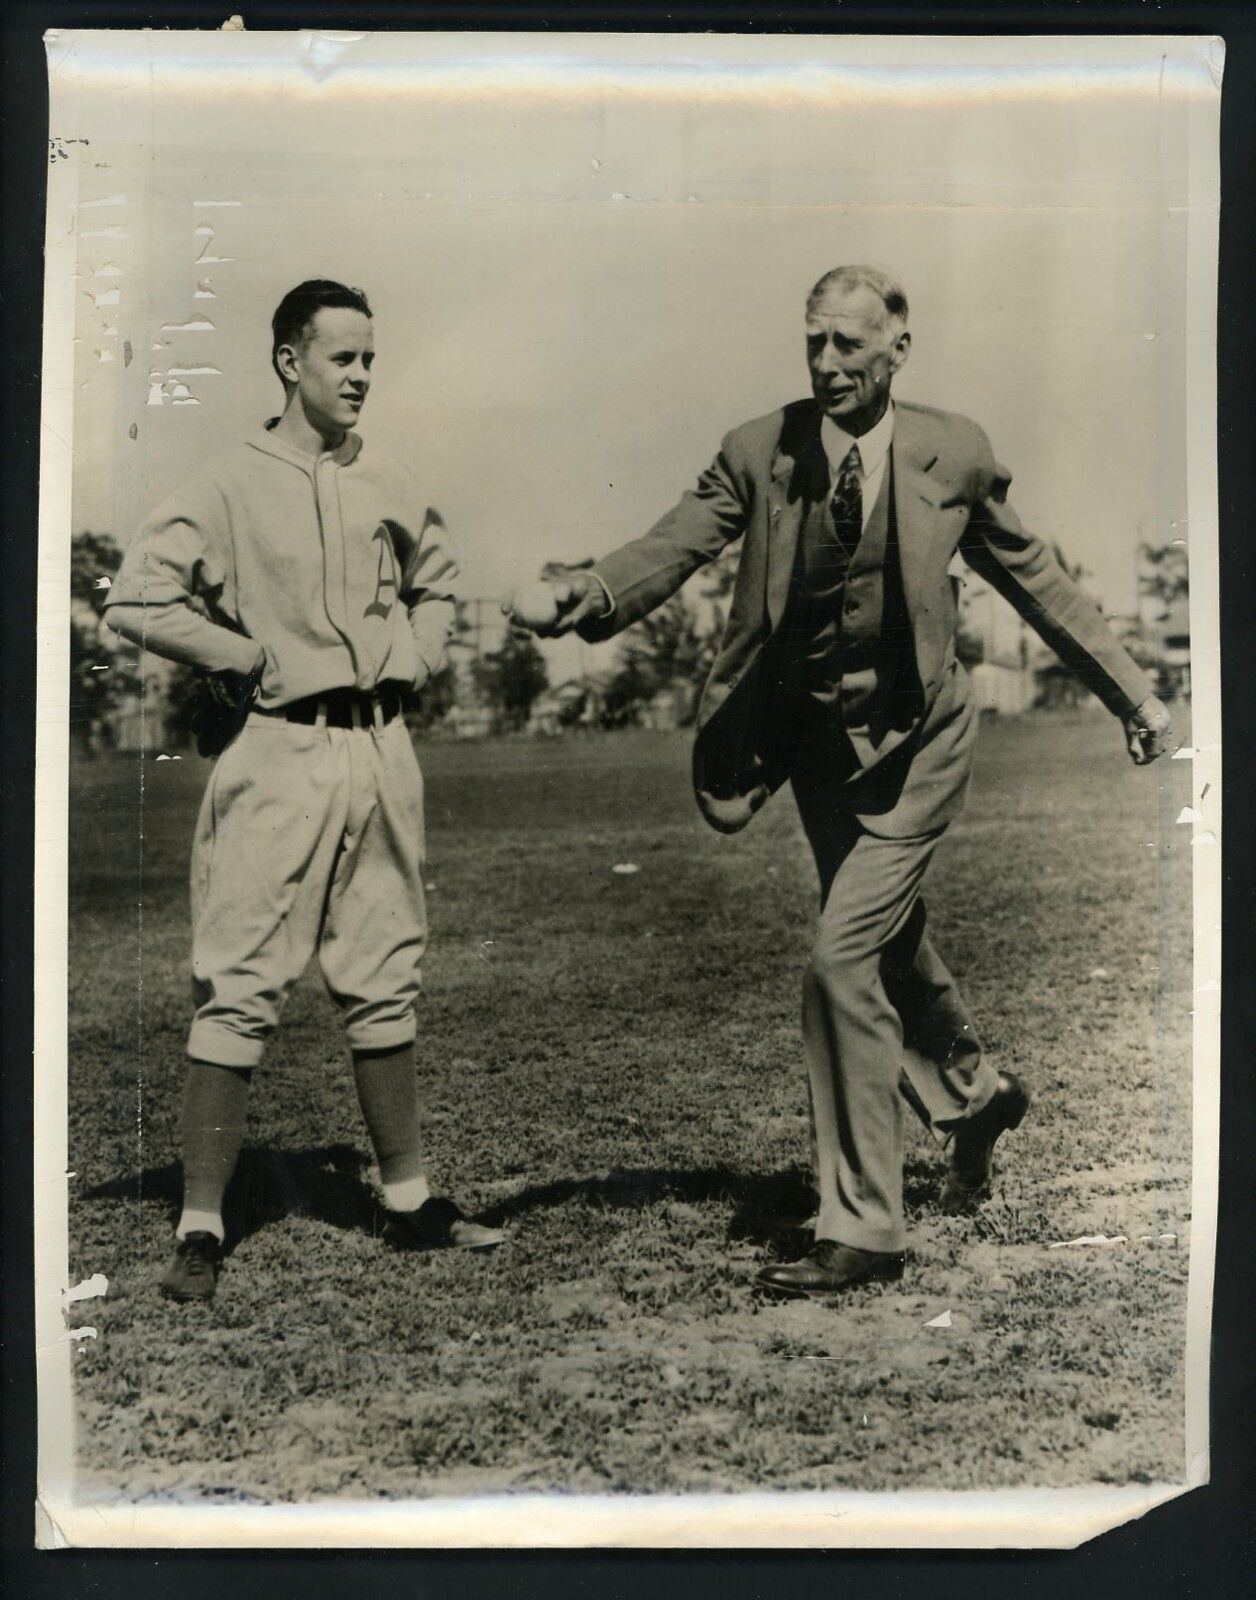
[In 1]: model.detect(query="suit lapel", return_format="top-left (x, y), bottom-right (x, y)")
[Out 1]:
top-left (766, 405), bottom-right (828, 630)
top-left (888, 407), bottom-right (941, 628)
top-left (764, 400), bottom-right (945, 634)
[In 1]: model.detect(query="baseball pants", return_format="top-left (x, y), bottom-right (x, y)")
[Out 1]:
top-left (790, 724), bottom-right (999, 1254)
top-left (187, 710), bottom-right (427, 1068)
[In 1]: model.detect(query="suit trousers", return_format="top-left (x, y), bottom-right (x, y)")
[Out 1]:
top-left (789, 712), bottom-right (998, 1253)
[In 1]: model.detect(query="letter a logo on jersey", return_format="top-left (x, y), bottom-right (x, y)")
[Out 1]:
top-left (365, 523), bottom-right (399, 619)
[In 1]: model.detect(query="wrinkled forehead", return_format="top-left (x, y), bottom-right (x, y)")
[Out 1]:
top-left (805, 285), bottom-right (894, 336)
top-left (303, 306), bottom-right (375, 350)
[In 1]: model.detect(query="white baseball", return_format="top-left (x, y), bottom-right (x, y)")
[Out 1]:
top-left (511, 581), bottom-right (561, 629)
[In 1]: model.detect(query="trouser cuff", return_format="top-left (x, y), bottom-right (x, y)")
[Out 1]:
top-left (814, 1210), bottom-right (907, 1255)
top-left (933, 1060), bottom-right (1001, 1130)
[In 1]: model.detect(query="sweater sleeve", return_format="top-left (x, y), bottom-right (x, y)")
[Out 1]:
top-left (103, 479), bottom-right (264, 676)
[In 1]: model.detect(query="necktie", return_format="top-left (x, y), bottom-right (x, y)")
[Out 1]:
top-left (830, 443), bottom-right (863, 560)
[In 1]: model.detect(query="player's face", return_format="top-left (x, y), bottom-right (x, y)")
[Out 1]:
top-left (285, 307), bottom-right (375, 437)
top-left (805, 285), bottom-right (910, 432)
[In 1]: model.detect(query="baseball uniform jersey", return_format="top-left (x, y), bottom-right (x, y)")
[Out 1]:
top-left (105, 421), bottom-right (459, 1067)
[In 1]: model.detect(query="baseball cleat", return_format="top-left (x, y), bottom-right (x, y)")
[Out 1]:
top-left (383, 1196), bottom-right (504, 1252)
top-left (160, 1231), bottom-right (224, 1302)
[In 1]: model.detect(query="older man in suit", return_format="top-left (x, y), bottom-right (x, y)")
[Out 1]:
top-left (509, 265), bottom-right (1173, 1298)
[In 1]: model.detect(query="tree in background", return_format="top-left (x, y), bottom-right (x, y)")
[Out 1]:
top-left (71, 531), bottom-right (125, 610)
top-left (162, 661), bottom-right (200, 748)
top-left (954, 621), bottom-right (986, 668)
top-left (69, 531), bottom-right (140, 756)
top-left (597, 651), bottom-right (657, 730)
top-left (1033, 545), bottom-right (1098, 711)
top-left (1138, 540), bottom-right (1190, 700)
top-left (537, 554), bottom-right (729, 730)
top-left (1138, 540), bottom-right (1189, 608)
top-left (404, 660), bottom-right (459, 732)
top-left (405, 602), bottom-right (476, 734)
top-left (472, 631), bottom-right (550, 733)
top-left (601, 592), bottom-right (715, 729)
top-left (699, 547), bottom-right (740, 619)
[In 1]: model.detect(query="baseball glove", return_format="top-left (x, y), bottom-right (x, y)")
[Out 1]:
top-left (190, 659), bottom-right (264, 759)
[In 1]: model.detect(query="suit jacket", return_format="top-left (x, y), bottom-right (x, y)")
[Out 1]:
top-left (581, 398), bottom-right (1153, 838)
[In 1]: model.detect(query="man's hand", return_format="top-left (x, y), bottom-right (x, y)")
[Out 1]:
top-left (1123, 694), bottom-right (1175, 765)
top-left (501, 566), bottom-right (610, 638)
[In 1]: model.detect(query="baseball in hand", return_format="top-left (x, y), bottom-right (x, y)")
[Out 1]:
top-left (510, 580), bottom-right (562, 630)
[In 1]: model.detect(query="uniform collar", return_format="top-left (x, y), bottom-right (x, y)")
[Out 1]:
top-left (248, 419), bottom-right (363, 470)
top-left (821, 401), bottom-right (894, 477)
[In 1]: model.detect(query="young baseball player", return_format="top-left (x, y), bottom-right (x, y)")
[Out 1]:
top-left (105, 279), bottom-right (503, 1301)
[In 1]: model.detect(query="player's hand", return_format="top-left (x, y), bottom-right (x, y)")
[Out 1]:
top-left (1123, 694), bottom-right (1175, 765)
top-left (200, 655), bottom-right (263, 712)
top-left (191, 654), bottom-right (265, 759)
top-left (501, 567), bottom-right (610, 638)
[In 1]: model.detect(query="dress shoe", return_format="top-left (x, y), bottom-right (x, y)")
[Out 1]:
top-left (939, 1070), bottom-right (1031, 1214)
top-left (160, 1231), bottom-right (224, 1302)
top-left (756, 1239), bottom-right (905, 1299)
top-left (383, 1195), bottom-right (504, 1252)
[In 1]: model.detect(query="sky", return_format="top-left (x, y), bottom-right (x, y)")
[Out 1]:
top-left (54, 32), bottom-right (1212, 677)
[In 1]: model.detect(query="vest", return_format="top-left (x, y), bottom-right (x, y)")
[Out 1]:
top-left (767, 455), bottom-right (901, 718)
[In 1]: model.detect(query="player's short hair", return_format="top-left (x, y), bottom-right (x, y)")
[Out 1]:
top-left (270, 280), bottom-right (373, 381)
top-left (806, 265), bottom-right (909, 327)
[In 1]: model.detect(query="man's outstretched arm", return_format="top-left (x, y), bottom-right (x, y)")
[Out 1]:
top-left (504, 435), bottom-right (753, 640)
top-left (959, 441), bottom-right (1174, 764)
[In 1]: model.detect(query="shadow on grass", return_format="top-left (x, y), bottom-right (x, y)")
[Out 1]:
top-left (486, 1153), bottom-right (943, 1242)
top-left (82, 1148), bottom-right (946, 1255)
top-left (82, 1142), bottom-right (376, 1252)
top-left (490, 1163), bottom-right (812, 1229)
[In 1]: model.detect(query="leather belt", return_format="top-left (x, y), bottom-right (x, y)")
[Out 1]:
top-left (266, 684), bottom-right (404, 730)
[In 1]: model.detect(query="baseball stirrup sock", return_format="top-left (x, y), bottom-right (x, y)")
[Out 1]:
top-left (352, 1045), bottom-right (429, 1209)
top-left (177, 1060), bottom-right (252, 1241)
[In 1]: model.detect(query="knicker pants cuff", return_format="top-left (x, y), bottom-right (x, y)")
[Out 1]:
top-left (344, 1017), bottom-right (418, 1056)
top-left (187, 1021), bottom-right (267, 1069)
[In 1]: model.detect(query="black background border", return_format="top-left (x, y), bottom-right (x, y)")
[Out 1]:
top-left (3, 4), bottom-right (1252, 1596)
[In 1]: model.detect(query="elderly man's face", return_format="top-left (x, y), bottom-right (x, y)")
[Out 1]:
top-left (805, 284), bottom-right (910, 431)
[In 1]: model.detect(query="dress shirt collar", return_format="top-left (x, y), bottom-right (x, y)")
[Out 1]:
top-left (821, 401), bottom-right (895, 479)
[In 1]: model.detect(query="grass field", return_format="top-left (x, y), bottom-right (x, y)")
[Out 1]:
top-left (66, 709), bottom-right (1194, 1501)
